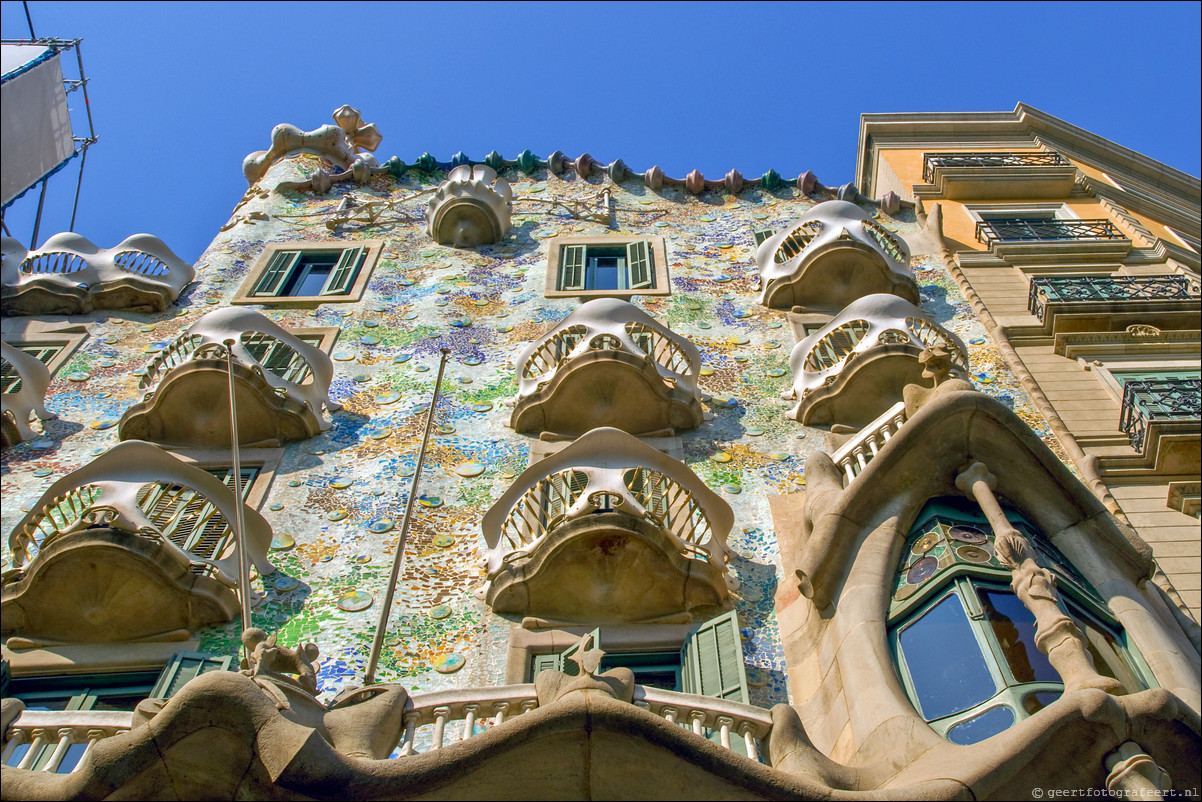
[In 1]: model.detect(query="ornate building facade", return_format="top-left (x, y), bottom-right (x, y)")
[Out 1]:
top-left (2, 103), bottom-right (1199, 799)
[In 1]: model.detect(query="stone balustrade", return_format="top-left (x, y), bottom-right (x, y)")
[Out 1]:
top-left (830, 401), bottom-right (908, 485)
top-left (2, 710), bottom-right (133, 774)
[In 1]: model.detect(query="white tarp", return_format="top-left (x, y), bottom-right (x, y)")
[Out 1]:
top-left (1, 45), bottom-right (75, 206)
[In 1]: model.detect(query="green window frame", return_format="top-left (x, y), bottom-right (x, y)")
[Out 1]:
top-left (557, 241), bottom-right (657, 293)
top-left (889, 498), bottom-right (1151, 745)
top-left (752, 228), bottom-right (776, 247)
top-left (1, 344), bottom-right (61, 395)
top-left (251, 246), bottom-right (365, 298)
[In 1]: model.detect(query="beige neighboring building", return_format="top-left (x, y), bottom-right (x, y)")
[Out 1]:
top-left (2, 104), bottom-right (1199, 799)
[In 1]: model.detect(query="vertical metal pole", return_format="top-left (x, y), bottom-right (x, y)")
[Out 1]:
top-left (365, 348), bottom-right (451, 684)
top-left (30, 179), bottom-right (49, 250)
top-left (224, 339), bottom-right (253, 659)
top-left (69, 145), bottom-right (89, 232)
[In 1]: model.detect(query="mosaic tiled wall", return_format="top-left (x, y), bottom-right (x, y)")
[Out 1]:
top-left (1, 151), bottom-right (1061, 710)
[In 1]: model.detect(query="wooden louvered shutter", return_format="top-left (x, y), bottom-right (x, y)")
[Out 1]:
top-left (626, 240), bottom-right (653, 289)
top-left (531, 652), bottom-right (562, 679)
top-left (752, 229), bottom-right (776, 246)
top-left (253, 251), bottom-right (301, 296)
top-left (560, 245), bottom-right (586, 291)
top-left (557, 628), bottom-right (601, 677)
top-left (321, 247), bottom-right (364, 295)
top-left (680, 609), bottom-right (748, 704)
top-left (149, 651), bottom-right (233, 699)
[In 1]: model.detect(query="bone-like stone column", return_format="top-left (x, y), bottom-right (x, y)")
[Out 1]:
top-left (955, 461), bottom-right (1124, 695)
top-left (1105, 741), bottom-right (1171, 800)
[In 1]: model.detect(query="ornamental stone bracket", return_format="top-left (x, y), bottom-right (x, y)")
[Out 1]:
top-left (756, 200), bottom-right (918, 313)
top-left (0, 340), bottom-right (56, 447)
top-left (118, 307), bottom-right (337, 448)
top-left (1, 233), bottom-right (195, 316)
top-left (783, 293), bottom-right (968, 429)
top-left (511, 298), bottom-right (705, 437)
top-left (3, 441), bottom-right (276, 648)
top-left (243, 105), bottom-right (382, 188)
top-left (426, 164), bottom-right (513, 247)
top-left (478, 427), bottom-right (736, 625)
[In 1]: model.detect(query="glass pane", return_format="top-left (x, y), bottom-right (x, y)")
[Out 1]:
top-left (946, 705), bottom-right (1016, 745)
top-left (897, 593), bottom-right (997, 720)
top-left (978, 589), bottom-right (1057, 683)
top-left (1067, 603), bottom-right (1145, 693)
top-left (56, 743), bottom-right (88, 773)
top-left (290, 265), bottom-right (333, 297)
top-left (1022, 691), bottom-right (1062, 715)
top-left (6, 743), bottom-right (31, 767)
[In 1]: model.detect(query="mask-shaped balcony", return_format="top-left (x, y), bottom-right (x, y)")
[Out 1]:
top-left (118, 307), bottom-right (337, 448)
top-left (479, 427), bottom-right (736, 624)
top-left (756, 200), bottom-right (918, 312)
top-left (426, 164), bottom-right (513, 247)
top-left (3, 441), bottom-right (276, 647)
top-left (1, 341), bottom-right (55, 447)
top-left (1, 233), bottom-right (194, 316)
top-left (511, 299), bottom-right (705, 437)
top-left (784, 294), bottom-right (968, 428)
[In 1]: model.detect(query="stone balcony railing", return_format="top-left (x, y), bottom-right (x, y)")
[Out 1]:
top-left (755, 200), bottom-right (917, 313)
top-left (511, 299), bottom-right (704, 436)
top-left (479, 427), bottom-right (736, 623)
top-left (784, 294), bottom-right (968, 428)
top-left (0, 233), bottom-right (194, 315)
top-left (390, 683), bottom-right (771, 761)
top-left (829, 401), bottom-right (908, 485)
top-left (118, 307), bottom-right (337, 448)
top-left (2, 709), bottom-right (133, 774)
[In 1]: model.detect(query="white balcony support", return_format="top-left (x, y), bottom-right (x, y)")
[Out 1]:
top-left (41, 729), bottom-right (73, 772)
top-left (16, 730), bottom-right (47, 770)
top-left (831, 401), bottom-right (908, 485)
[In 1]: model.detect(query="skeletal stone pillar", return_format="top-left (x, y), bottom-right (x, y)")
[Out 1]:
top-left (1105, 741), bottom-right (1170, 800)
top-left (955, 461), bottom-right (1123, 695)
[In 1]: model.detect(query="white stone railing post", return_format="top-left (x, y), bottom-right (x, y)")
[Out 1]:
top-left (16, 729), bottom-right (48, 770)
top-left (40, 728), bottom-right (74, 773)
top-left (430, 706), bottom-right (450, 750)
top-left (76, 729), bottom-right (107, 772)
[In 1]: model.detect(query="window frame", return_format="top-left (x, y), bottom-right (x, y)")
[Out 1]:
top-left (544, 235), bottom-right (670, 298)
top-left (232, 240), bottom-right (383, 306)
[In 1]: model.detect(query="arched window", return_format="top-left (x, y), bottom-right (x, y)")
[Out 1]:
top-left (889, 497), bottom-right (1151, 745)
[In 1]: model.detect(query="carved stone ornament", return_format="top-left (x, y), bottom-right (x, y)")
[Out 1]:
top-left (1, 233), bottom-right (195, 316)
top-left (479, 427), bottom-right (736, 624)
top-left (533, 633), bottom-right (636, 706)
top-left (784, 293), bottom-right (968, 428)
top-left (1125, 323), bottom-right (1162, 339)
top-left (0, 340), bottom-right (56, 446)
top-left (118, 306), bottom-right (338, 448)
top-left (511, 298), bottom-right (704, 437)
top-left (242, 105), bottom-right (381, 187)
top-left (2, 441), bottom-right (276, 646)
top-left (425, 164), bottom-right (513, 247)
top-left (756, 200), bottom-right (918, 312)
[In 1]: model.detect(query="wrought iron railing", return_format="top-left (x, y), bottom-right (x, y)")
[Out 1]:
top-left (1119, 378), bottom-right (1201, 452)
top-left (1027, 275), bottom-right (1198, 321)
top-left (922, 152), bottom-right (1072, 184)
top-left (975, 218), bottom-right (1123, 244)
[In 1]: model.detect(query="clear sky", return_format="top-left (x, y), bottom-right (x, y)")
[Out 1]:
top-left (2, 1), bottom-right (1199, 263)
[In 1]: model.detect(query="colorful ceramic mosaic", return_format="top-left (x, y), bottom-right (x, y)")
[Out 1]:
top-left (0, 151), bottom-right (1059, 711)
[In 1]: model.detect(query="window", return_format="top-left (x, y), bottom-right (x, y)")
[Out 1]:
top-left (545, 236), bottom-right (669, 298)
top-left (233, 240), bottom-right (383, 305)
top-left (890, 498), bottom-right (1149, 745)
top-left (1, 344), bottom-right (59, 394)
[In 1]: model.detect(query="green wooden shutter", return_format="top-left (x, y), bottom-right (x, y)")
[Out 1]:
top-left (681, 610), bottom-right (748, 704)
top-left (0, 358), bottom-right (19, 394)
top-left (321, 247), bottom-right (364, 296)
top-left (560, 245), bottom-right (586, 291)
top-left (752, 229), bottom-right (776, 246)
top-left (253, 251), bottom-right (301, 296)
top-left (558, 628), bottom-right (601, 678)
top-left (531, 653), bottom-right (562, 679)
top-left (150, 651), bottom-right (233, 699)
top-left (626, 240), bottom-right (653, 289)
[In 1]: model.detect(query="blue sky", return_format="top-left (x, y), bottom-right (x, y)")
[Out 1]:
top-left (3, 1), bottom-right (1199, 263)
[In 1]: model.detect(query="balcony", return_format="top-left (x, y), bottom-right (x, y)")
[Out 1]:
top-left (828, 401), bottom-right (907, 485)
top-left (975, 218), bottom-right (1124, 244)
top-left (0, 233), bottom-right (194, 315)
top-left (3, 440), bottom-right (276, 648)
top-left (1117, 378), bottom-right (1200, 474)
top-left (784, 294), bottom-right (968, 428)
top-left (511, 299), bottom-right (704, 437)
top-left (479, 427), bottom-right (736, 624)
top-left (118, 307), bottom-right (337, 448)
top-left (1025, 275), bottom-right (1201, 336)
top-left (919, 152), bottom-right (1077, 199)
top-left (755, 200), bottom-right (918, 313)
top-left (0, 341), bottom-right (55, 447)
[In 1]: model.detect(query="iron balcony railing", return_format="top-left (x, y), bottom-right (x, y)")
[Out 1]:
top-left (975, 218), bottom-right (1123, 245)
top-left (922, 152), bottom-right (1072, 184)
top-left (1119, 378), bottom-right (1201, 452)
top-left (1027, 275), bottom-right (1200, 321)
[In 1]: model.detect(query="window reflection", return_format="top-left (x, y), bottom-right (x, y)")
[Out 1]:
top-left (898, 593), bottom-right (997, 721)
top-left (978, 589), bottom-right (1057, 684)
